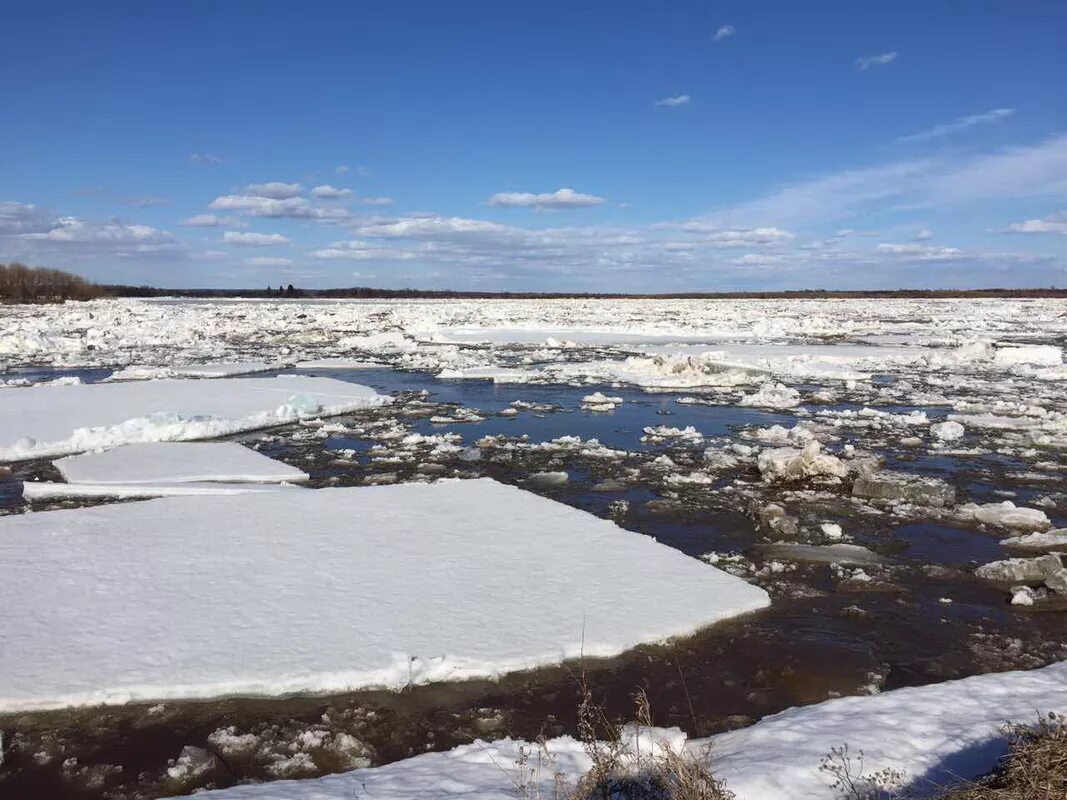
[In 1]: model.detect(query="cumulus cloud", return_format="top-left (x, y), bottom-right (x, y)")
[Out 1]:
top-left (181, 213), bottom-right (246, 228)
top-left (488, 187), bottom-right (605, 210)
top-left (361, 196), bottom-right (394, 206)
top-left (222, 231), bottom-right (291, 246)
top-left (655, 95), bottom-right (691, 107)
top-left (244, 256), bottom-right (293, 266)
top-left (189, 152), bottom-right (223, 165)
top-left (310, 184), bottom-right (354, 199)
top-left (1004, 211), bottom-right (1067, 235)
top-left (899, 108), bottom-right (1015, 143)
top-left (243, 181), bottom-right (304, 199)
top-left (856, 52), bottom-right (898, 71)
top-left (713, 24), bottom-right (734, 41)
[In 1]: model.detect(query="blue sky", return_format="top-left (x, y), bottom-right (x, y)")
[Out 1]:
top-left (2, 0), bottom-right (1066, 291)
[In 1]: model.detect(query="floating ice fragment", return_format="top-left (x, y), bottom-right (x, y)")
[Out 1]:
top-left (974, 554), bottom-right (1062, 584)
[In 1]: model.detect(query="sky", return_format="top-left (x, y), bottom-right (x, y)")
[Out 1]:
top-left (1, 0), bottom-right (1066, 292)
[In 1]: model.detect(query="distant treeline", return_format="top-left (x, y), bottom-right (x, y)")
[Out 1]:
top-left (0, 262), bottom-right (103, 302)
top-left (100, 284), bottom-right (1067, 300)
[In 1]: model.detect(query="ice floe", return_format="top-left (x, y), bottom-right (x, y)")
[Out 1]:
top-left (54, 442), bottom-right (309, 485)
top-left (108, 362), bottom-right (285, 381)
top-left (0, 375), bottom-right (390, 461)
top-left (0, 478), bottom-right (769, 712)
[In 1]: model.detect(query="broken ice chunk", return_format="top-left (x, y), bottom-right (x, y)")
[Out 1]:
top-left (975, 554), bottom-right (1062, 585)
top-left (852, 472), bottom-right (956, 508)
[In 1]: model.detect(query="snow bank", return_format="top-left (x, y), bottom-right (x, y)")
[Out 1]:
top-left (176, 660), bottom-right (1067, 800)
top-left (0, 376), bottom-right (390, 461)
top-left (0, 479), bottom-right (768, 712)
top-left (55, 442), bottom-right (308, 485)
top-left (710, 660), bottom-right (1067, 798)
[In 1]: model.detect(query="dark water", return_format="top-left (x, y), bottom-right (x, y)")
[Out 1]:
top-left (2, 366), bottom-right (1066, 799)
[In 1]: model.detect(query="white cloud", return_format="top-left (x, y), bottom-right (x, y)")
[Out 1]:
top-left (208, 194), bottom-right (348, 219)
top-left (856, 52), bottom-right (898, 71)
top-left (335, 165), bottom-right (351, 174)
top-left (713, 24), bottom-right (735, 41)
top-left (876, 242), bottom-right (963, 259)
top-left (310, 184), bottom-right (354, 199)
top-left (311, 240), bottom-right (417, 261)
top-left (353, 216), bottom-right (511, 237)
top-left (655, 95), bottom-right (691, 107)
top-left (360, 196), bottom-right (394, 206)
top-left (899, 108), bottom-right (1015, 143)
top-left (181, 213), bottom-right (246, 228)
top-left (222, 231), bottom-right (291, 246)
top-left (488, 187), bottom-right (605, 210)
top-left (1004, 211), bottom-right (1067, 235)
top-left (243, 181), bottom-right (304, 199)
top-left (673, 224), bottom-right (796, 245)
top-left (22, 217), bottom-right (172, 246)
top-left (691, 135), bottom-right (1067, 228)
top-left (915, 228), bottom-right (934, 240)
top-left (0, 201), bottom-right (49, 235)
top-left (189, 152), bottom-right (223, 165)
top-left (244, 256), bottom-right (293, 266)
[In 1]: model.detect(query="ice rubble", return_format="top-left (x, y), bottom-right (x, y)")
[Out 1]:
top-left (175, 660), bottom-right (1067, 800)
top-left (757, 442), bottom-right (848, 482)
top-left (55, 442), bottom-right (309, 485)
top-left (0, 479), bottom-right (769, 712)
top-left (0, 375), bottom-right (390, 461)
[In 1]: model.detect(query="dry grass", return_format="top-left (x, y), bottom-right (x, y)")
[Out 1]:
top-left (507, 673), bottom-right (733, 800)
top-left (934, 713), bottom-right (1067, 800)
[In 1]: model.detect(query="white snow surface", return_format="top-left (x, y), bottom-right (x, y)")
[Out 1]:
top-left (0, 375), bottom-right (390, 461)
top-left (178, 660), bottom-right (1067, 800)
top-left (0, 478), bottom-right (768, 712)
top-left (55, 442), bottom-right (309, 485)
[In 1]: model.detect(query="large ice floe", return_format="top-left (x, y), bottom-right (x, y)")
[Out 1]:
top-left (22, 441), bottom-right (310, 500)
top-left (0, 375), bottom-right (389, 461)
top-left (0, 478), bottom-right (769, 712)
top-left (54, 442), bottom-right (309, 485)
top-left (178, 660), bottom-right (1067, 800)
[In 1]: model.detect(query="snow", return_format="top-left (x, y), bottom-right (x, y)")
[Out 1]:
top-left (175, 660), bottom-right (1067, 800)
top-left (55, 442), bottom-right (309, 485)
top-left (709, 659), bottom-right (1067, 799)
top-left (0, 478), bottom-right (768, 712)
top-left (0, 376), bottom-right (390, 461)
